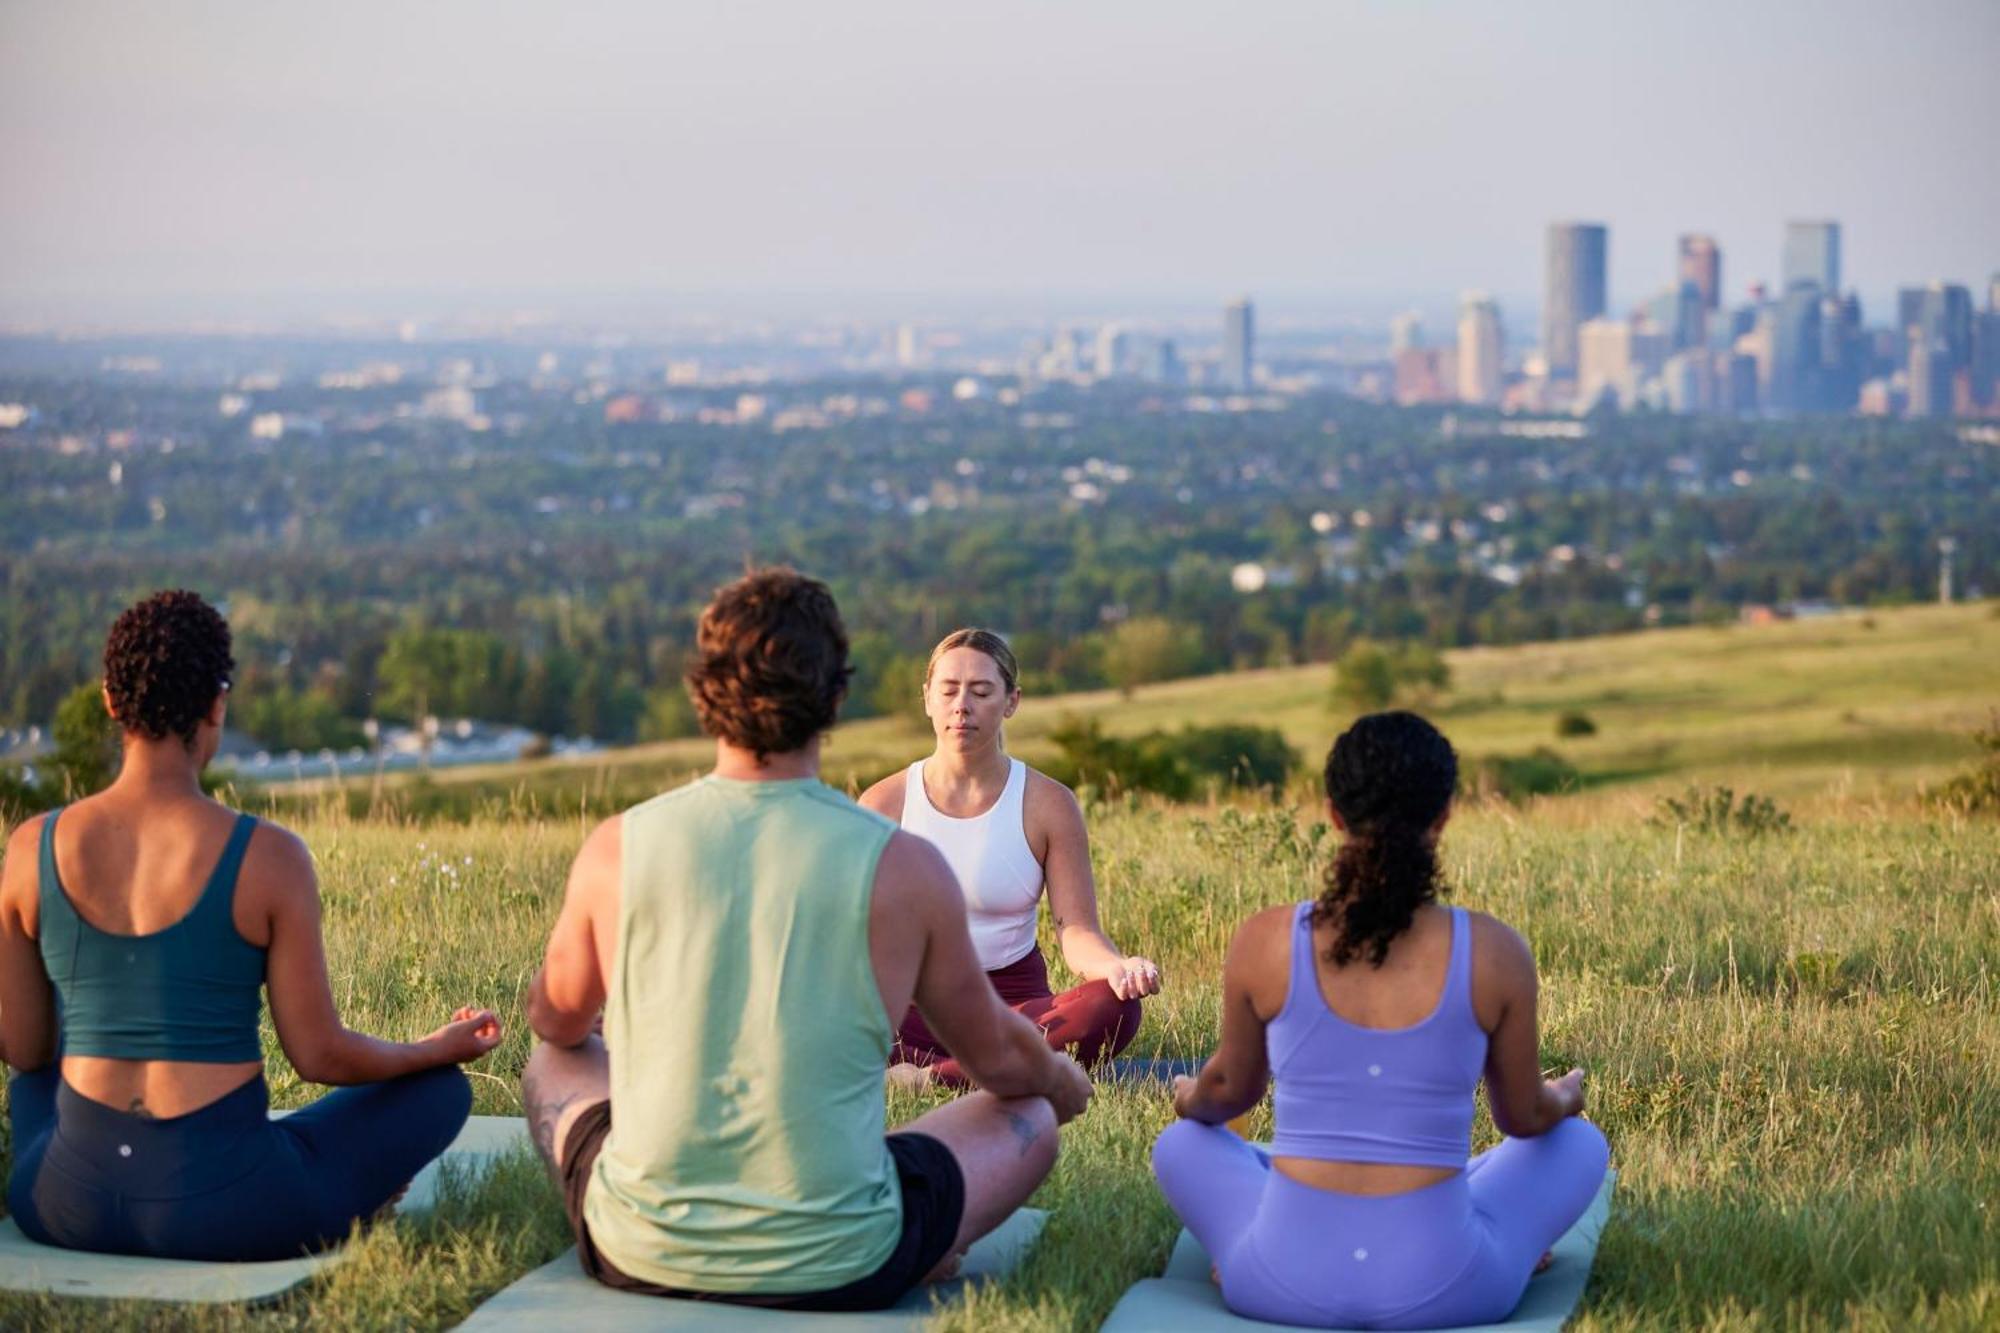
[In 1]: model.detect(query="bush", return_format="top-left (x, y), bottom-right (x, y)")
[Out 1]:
top-left (1044, 718), bottom-right (1300, 802)
top-left (1101, 617), bottom-right (1205, 696)
top-left (1463, 747), bottom-right (1581, 803)
top-left (1165, 724), bottom-right (1300, 795)
top-left (48, 681), bottom-right (120, 799)
top-left (1555, 709), bottom-right (1598, 738)
top-left (1929, 714), bottom-right (2000, 815)
top-left (1331, 639), bottom-right (1452, 713)
top-left (1651, 785), bottom-right (1791, 836)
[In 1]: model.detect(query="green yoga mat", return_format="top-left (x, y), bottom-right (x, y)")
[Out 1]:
top-left (459, 1206), bottom-right (1048, 1331)
top-left (0, 1113), bottom-right (529, 1305)
top-left (1102, 1170), bottom-right (1615, 1332)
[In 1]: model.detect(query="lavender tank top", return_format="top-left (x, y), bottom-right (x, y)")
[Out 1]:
top-left (1266, 902), bottom-right (1487, 1169)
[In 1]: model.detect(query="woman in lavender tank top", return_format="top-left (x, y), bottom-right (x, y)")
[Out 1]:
top-left (1153, 712), bottom-right (1609, 1329)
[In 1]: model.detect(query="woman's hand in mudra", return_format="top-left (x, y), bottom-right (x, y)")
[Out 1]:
top-left (1107, 956), bottom-right (1162, 1000)
top-left (423, 1006), bottom-right (505, 1065)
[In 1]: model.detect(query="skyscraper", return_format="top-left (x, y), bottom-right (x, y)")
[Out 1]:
top-left (1577, 317), bottom-right (1632, 409)
top-left (1456, 293), bottom-right (1504, 406)
top-left (1222, 298), bottom-right (1254, 391)
top-left (1678, 234), bottom-right (1721, 312)
top-left (1782, 221), bottom-right (1841, 295)
top-left (1095, 324), bottom-right (1128, 378)
top-left (1772, 282), bottom-right (1825, 412)
top-left (1543, 223), bottom-right (1608, 381)
top-left (1390, 311), bottom-right (1425, 354)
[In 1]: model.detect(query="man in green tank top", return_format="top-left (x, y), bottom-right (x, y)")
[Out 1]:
top-left (519, 567), bottom-right (1093, 1311)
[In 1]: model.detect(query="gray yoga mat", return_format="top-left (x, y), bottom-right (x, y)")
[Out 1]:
top-left (0, 1113), bottom-right (529, 1305)
top-left (1103, 1170), bottom-right (1616, 1333)
top-left (459, 1206), bottom-right (1048, 1331)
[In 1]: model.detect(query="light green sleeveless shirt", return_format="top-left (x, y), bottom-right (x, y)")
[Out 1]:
top-left (583, 775), bottom-right (902, 1292)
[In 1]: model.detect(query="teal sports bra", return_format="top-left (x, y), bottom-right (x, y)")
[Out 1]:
top-left (38, 808), bottom-right (267, 1063)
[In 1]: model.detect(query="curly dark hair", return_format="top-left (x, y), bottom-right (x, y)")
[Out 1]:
top-left (103, 590), bottom-right (236, 748)
top-left (1313, 711), bottom-right (1458, 967)
top-left (685, 567), bottom-right (851, 762)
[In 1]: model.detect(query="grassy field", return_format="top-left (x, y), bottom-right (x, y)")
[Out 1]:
top-left (271, 601), bottom-right (1999, 822)
top-left (1, 603), bottom-right (1996, 1329)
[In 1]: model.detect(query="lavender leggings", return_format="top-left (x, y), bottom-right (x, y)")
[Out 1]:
top-left (1153, 1118), bottom-right (1609, 1329)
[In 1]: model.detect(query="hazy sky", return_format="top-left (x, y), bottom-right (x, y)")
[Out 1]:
top-left (3, 0), bottom-right (1995, 327)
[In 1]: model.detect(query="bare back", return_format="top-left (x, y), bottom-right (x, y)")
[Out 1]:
top-left (5, 791), bottom-right (272, 1117)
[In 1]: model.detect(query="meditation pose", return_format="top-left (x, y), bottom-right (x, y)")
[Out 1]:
top-left (859, 628), bottom-right (1158, 1087)
top-left (0, 591), bottom-right (498, 1262)
top-left (1154, 711), bottom-right (1609, 1329)
top-left (520, 569), bottom-right (1091, 1312)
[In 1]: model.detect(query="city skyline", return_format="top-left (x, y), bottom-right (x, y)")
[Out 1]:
top-left (2, 1), bottom-right (1995, 326)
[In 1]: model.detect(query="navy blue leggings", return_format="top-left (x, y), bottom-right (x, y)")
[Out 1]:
top-left (6, 1066), bottom-right (470, 1262)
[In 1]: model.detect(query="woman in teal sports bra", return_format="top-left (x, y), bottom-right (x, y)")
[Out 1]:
top-left (0, 590), bottom-right (503, 1261)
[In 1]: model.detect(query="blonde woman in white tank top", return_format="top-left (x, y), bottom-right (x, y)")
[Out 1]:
top-left (860, 629), bottom-right (1161, 1088)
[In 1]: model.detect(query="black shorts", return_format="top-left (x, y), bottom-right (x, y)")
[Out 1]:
top-left (558, 1100), bottom-right (967, 1313)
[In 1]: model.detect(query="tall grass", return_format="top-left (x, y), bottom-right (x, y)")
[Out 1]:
top-left (2, 799), bottom-right (1994, 1330)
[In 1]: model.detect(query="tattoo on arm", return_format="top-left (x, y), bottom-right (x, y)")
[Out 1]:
top-left (1003, 1109), bottom-right (1040, 1158)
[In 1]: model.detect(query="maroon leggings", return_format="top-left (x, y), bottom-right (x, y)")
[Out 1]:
top-left (894, 946), bottom-right (1143, 1087)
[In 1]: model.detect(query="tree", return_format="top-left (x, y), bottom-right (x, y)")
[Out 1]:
top-left (49, 681), bottom-right (119, 798)
top-left (1102, 617), bottom-right (1203, 697)
top-left (1331, 640), bottom-right (1396, 712)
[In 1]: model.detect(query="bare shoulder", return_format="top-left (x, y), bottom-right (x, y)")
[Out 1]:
top-left (241, 818), bottom-right (318, 900)
top-left (1466, 909), bottom-right (1536, 987)
top-left (0, 813), bottom-right (49, 909)
top-left (1022, 765), bottom-right (1085, 827)
top-left (2, 813), bottom-right (47, 871)
top-left (1233, 902), bottom-right (1298, 958)
top-left (872, 827), bottom-right (955, 913)
top-left (568, 815), bottom-right (622, 894)
top-left (857, 769), bottom-right (908, 820)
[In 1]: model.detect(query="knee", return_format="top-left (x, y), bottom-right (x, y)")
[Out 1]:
top-left (1545, 1116), bottom-right (1610, 1175)
top-left (996, 1093), bottom-right (1061, 1174)
top-left (408, 1064), bottom-right (473, 1139)
top-left (1151, 1117), bottom-right (1219, 1193)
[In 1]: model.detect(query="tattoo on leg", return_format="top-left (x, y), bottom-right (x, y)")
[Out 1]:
top-left (127, 1097), bottom-right (155, 1120)
top-left (1003, 1109), bottom-right (1040, 1158)
top-left (524, 1077), bottom-right (584, 1170)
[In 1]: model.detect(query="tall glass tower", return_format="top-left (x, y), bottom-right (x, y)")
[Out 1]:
top-left (1222, 298), bottom-right (1254, 391)
top-left (1782, 221), bottom-right (1841, 296)
top-left (1543, 223), bottom-right (1608, 379)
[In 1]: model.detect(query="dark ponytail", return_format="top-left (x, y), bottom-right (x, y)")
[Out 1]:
top-left (1314, 711), bottom-right (1458, 967)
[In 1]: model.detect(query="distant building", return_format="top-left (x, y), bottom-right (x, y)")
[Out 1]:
top-left (1678, 234), bottom-right (1722, 312)
top-left (1782, 220), bottom-right (1840, 295)
top-left (1095, 324), bottom-right (1129, 379)
top-left (1576, 317), bottom-right (1632, 409)
top-left (1771, 282), bottom-right (1825, 412)
top-left (1972, 309), bottom-right (2000, 409)
top-left (1147, 338), bottom-right (1184, 387)
top-left (1456, 293), bottom-right (1504, 405)
top-left (1222, 298), bottom-right (1255, 391)
top-left (1908, 332), bottom-right (1952, 418)
top-left (1394, 347), bottom-right (1455, 406)
top-left (1390, 311), bottom-right (1425, 355)
top-left (896, 324), bottom-right (921, 368)
top-left (1543, 222), bottom-right (1608, 380)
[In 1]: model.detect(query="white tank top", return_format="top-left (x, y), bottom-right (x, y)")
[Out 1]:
top-left (899, 758), bottom-right (1044, 971)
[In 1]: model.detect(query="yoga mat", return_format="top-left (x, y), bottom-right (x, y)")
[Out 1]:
top-left (1103, 1057), bottom-right (1202, 1084)
top-left (1103, 1170), bottom-right (1615, 1333)
top-left (0, 1114), bottom-right (530, 1305)
top-left (459, 1206), bottom-right (1048, 1331)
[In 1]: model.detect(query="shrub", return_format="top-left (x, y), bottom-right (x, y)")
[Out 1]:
top-left (1044, 718), bottom-right (1300, 801)
top-left (1929, 714), bottom-right (2000, 815)
top-left (1555, 709), bottom-right (1598, 738)
top-left (1463, 747), bottom-right (1581, 803)
top-left (1331, 639), bottom-right (1452, 713)
top-left (1651, 784), bottom-right (1791, 836)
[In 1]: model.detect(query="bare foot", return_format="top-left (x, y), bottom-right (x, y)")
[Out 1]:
top-left (921, 1249), bottom-right (964, 1284)
top-left (887, 1062), bottom-right (936, 1093)
top-left (1533, 1249), bottom-right (1554, 1275)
